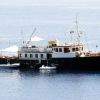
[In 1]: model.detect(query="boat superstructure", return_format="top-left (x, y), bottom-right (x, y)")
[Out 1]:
top-left (52, 43), bottom-right (84, 58)
top-left (18, 45), bottom-right (52, 68)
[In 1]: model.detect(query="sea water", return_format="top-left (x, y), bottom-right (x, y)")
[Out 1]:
top-left (0, 67), bottom-right (100, 100)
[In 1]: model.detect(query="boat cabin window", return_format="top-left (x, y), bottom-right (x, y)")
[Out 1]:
top-left (52, 44), bottom-right (57, 46)
top-left (41, 54), bottom-right (43, 58)
top-left (55, 48), bottom-right (58, 52)
top-left (59, 48), bottom-right (62, 52)
top-left (20, 54), bottom-right (22, 57)
top-left (32, 45), bottom-right (36, 48)
top-left (72, 47), bottom-right (79, 52)
top-left (35, 54), bottom-right (38, 58)
top-left (72, 48), bottom-right (75, 52)
top-left (53, 48), bottom-right (62, 52)
top-left (53, 48), bottom-right (56, 52)
top-left (64, 48), bottom-right (70, 53)
top-left (47, 54), bottom-right (52, 59)
top-left (82, 47), bottom-right (83, 51)
top-left (25, 54), bottom-right (27, 58)
top-left (76, 48), bottom-right (79, 51)
top-left (30, 54), bottom-right (33, 58)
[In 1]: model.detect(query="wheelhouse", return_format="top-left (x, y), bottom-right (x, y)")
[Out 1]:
top-left (51, 43), bottom-right (84, 58)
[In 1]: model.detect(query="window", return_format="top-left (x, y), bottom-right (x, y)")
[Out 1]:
top-left (25, 54), bottom-right (27, 58)
top-left (54, 48), bottom-right (56, 51)
top-left (47, 54), bottom-right (52, 59)
top-left (52, 48), bottom-right (55, 51)
top-left (59, 48), bottom-right (62, 52)
top-left (35, 54), bottom-right (38, 58)
top-left (72, 48), bottom-right (75, 52)
top-left (30, 54), bottom-right (33, 58)
top-left (41, 54), bottom-right (43, 58)
top-left (55, 48), bottom-right (58, 52)
top-left (64, 48), bottom-right (70, 53)
top-left (76, 48), bottom-right (79, 51)
top-left (20, 54), bottom-right (22, 57)
top-left (52, 44), bottom-right (57, 46)
top-left (82, 47), bottom-right (83, 51)
top-left (72, 48), bottom-right (79, 52)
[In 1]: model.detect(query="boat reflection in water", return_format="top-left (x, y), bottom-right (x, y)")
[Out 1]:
top-left (39, 65), bottom-right (56, 70)
top-left (39, 67), bottom-right (56, 75)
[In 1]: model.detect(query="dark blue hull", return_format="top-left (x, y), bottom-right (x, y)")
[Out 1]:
top-left (19, 59), bottom-right (49, 69)
top-left (51, 57), bottom-right (100, 70)
top-left (0, 58), bottom-right (18, 64)
top-left (19, 56), bottom-right (100, 70)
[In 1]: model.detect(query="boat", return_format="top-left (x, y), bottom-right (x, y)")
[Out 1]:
top-left (10, 63), bottom-right (20, 67)
top-left (39, 65), bottom-right (56, 70)
top-left (49, 17), bottom-right (100, 70)
top-left (18, 17), bottom-right (100, 70)
top-left (0, 56), bottom-right (19, 68)
top-left (0, 63), bottom-right (20, 67)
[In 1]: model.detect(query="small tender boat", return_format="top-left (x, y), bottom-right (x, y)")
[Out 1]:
top-left (11, 63), bottom-right (20, 67)
top-left (39, 65), bottom-right (56, 70)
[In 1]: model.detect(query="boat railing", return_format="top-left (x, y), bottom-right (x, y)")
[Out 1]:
top-left (84, 51), bottom-right (100, 57)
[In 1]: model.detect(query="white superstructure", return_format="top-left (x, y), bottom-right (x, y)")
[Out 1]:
top-left (49, 41), bottom-right (85, 58)
top-left (18, 45), bottom-right (52, 61)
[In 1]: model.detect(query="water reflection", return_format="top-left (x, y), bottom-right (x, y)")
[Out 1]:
top-left (1, 66), bottom-right (100, 78)
top-left (39, 69), bottom-right (56, 75)
top-left (0, 67), bottom-right (19, 77)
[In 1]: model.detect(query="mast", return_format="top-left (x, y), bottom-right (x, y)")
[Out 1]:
top-left (75, 16), bottom-right (80, 44)
top-left (26, 27), bottom-right (36, 46)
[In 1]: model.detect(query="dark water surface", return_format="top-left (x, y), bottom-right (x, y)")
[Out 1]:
top-left (0, 67), bottom-right (100, 100)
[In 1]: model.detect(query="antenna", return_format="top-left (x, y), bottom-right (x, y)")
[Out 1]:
top-left (21, 29), bottom-right (25, 45)
top-left (26, 27), bottom-right (37, 46)
top-left (75, 16), bottom-right (80, 44)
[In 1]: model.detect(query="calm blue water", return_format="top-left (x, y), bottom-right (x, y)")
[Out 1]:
top-left (0, 67), bottom-right (100, 100)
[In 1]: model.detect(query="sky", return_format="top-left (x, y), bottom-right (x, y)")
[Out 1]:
top-left (0, 0), bottom-right (99, 7)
